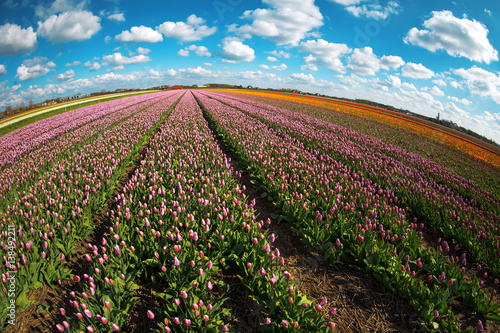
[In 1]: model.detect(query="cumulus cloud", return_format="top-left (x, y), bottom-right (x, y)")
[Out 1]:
top-left (331, 0), bottom-right (401, 20)
top-left (401, 62), bottom-right (434, 79)
top-left (384, 75), bottom-right (401, 88)
top-left (218, 38), bottom-right (255, 63)
top-left (290, 73), bottom-right (315, 82)
top-left (0, 24), bottom-right (37, 56)
top-left (267, 56), bottom-right (278, 62)
top-left (35, 0), bottom-right (89, 18)
top-left (260, 64), bottom-right (271, 70)
top-left (178, 45), bottom-right (212, 57)
top-left (405, 10), bottom-right (498, 63)
top-left (448, 96), bottom-right (473, 106)
top-left (454, 66), bottom-right (500, 104)
top-left (157, 14), bottom-right (216, 42)
top-left (230, 0), bottom-right (323, 46)
top-left (0, 65), bottom-right (6, 76)
top-left (115, 25), bottom-right (163, 43)
top-left (432, 79), bottom-right (447, 87)
top-left (108, 13), bottom-right (125, 22)
top-left (65, 60), bottom-right (81, 66)
top-left (422, 85), bottom-right (445, 96)
top-left (272, 63), bottom-right (287, 71)
top-left (84, 61), bottom-right (101, 71)
top-left (298, 39), bottom-right (351, 73)
top-left (268, 50), bottom-right (292, 58)
top-left (56, 69), bottom-right (75, 81)
top-left (101, 52), bottom-right (151, 66)
top-left (137, 47), bottom-right (150, 55)
top-left (37, 11), bottom-right (101, 43)
top-left (16, 57), bottom-right (56, 81)
top-left (380, 55), bottom-right (405, 70)
top-left (347, 47), bottom-right (380, 76)
top-left (178, 66), bottom-right (215, 77)
top-left (337, 74), bottom-right (368, 88)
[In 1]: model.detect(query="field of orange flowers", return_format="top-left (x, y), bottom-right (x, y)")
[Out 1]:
top-left (230, 90), bottom-right (500, 169)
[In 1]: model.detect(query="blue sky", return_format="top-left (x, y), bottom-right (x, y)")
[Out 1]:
top-left (1, 0), bottom-right (500, 143)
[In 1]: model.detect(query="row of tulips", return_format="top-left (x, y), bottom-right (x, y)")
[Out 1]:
top-left (0, 92), bottom-right (165, 169)
top-left (57, 92), bottom-right (334, 332)
top-left (194, 91), bottom-right (499, 331)
top-left (0, 92), bottom-right (172, 205)
top-left (204, 91), bottom-right (500, 278)
top-left (0, 91), bottom-right (183, 329)
top-left (210, 91), bottom-right (499, 210)
top-left (229, 91), bottom-right (500, 169)
top-left (225, 92), bottom-right (500, 200)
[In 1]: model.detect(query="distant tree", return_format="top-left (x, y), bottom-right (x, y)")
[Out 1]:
top-left (5, 106), bottom-right (12, 116)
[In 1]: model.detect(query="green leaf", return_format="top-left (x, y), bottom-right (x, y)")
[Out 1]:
top-left (486, 314), bottom-right (500, 322)
top-left (16, 290), bottom-right (34, 310)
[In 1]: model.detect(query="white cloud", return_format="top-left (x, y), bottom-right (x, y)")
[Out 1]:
top-left (109, 65), bottom-right (125, 72)
top-left (178, 45), bottom-right (212, 57)
top-left (108, 13), bottom-right (125, 22)
top-left (267, 56), bottom-right (278, 62)
top-left (398, 89), bottom-right (444, 115)
top-left (301, 60), bottom-right (318, 72)
top-left (230, 0), bottom-right (323, 46)
top-left (448, 96), bottom-right (473, 106)
top-left (449, 80), bottom-right (463, 90)
top-left (268, 50), bottom-right (292, 58)
top-left (405, 10), bottom-right (498, 64)
top-left (65, 60), bottom-right (81, 66)
top-left (422, 85), bottom-right (445, 96)
top-left (137, 47), bottom-right (150, 55)
top-left (219, 38), bottom-right (255, 63)
top-left (84, 61), bottom-right (101, 71)
top-left (345, 1), bottom-right (400, 20)
top-left (384, 75), bottom-right (401, 87)
top-left (272, 63), bottom-right (287, 71)
top-left (484, 9), bottom-right (492, 16)
top-left (454, 66), bottom-right (500, 104)
top-left (380, 55), bottom-right (405, 70)
top-left (290, 73), bottom-right (315, 82)
top-left (178, 66), bottom-right (214, 76)
top-left (115, 25), bottom-right (163, 43)
top-left (148, 69), bottom-right (160, 76)
top-left (402, 82), bottom-right (417, 91)
top-left (157, 14), bottom-right (216, 42)
top-left (298, 39), bottom-right (351, 73)
top-left (337, 74), bottom-right (368, 88)
top-left (37, 11), bottom-right (101, 43)
top-left (432, 78), bottom-right (447, 87)
top-left (16, 57), bottom-right (56, 81)
top-left (347, 47), bottom-right (380, 76)
top-left (35, 0), bottom-right (89, 18)
top-left (330, 0), bottom-right (363, 5)
top-left (56, 69), bottom-right (75, 81)
top-left (401, 62), bottom-right (434, 79)
top-left (0, 24), bottom-right (37, 56)
top-left (260, 64), bottom-right (271, 69)
top-left (331, 0), bottom-right (400, 20)
top-left (102, 52), bottom-right (151, 66)
top-left (0, 65), bottom-right (6, 76)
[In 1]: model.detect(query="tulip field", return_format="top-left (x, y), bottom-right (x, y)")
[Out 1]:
top-left (1, 89), bottom-right (499, 332)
